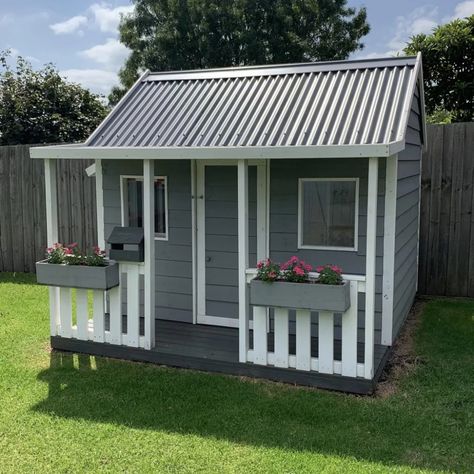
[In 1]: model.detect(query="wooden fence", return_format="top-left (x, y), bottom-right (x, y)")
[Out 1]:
top-left (0, 145), bottom-right (97, 273)
top-left (418, 122), bottom-right (474, 297)
top-left (1, 125), bottom-right (474, 296)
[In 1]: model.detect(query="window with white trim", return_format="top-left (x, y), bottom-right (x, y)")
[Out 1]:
top-left (298, 178), bottom-right (358, 250)
top-left (121, 176), bottom-right (168, 240)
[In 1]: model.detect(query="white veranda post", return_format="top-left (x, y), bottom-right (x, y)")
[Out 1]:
top-left (365, 156), bottom-right (379, 379)
top-left (238, 159), bottom-right (249, 363)
top-left (382, 155), bottom-right (398, 345)
top-left (44, 158), bottom-right (59, 336)
top-left (143, 159), bottom-right (156, 349)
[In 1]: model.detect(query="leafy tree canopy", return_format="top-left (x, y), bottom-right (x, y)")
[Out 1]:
top-left (110, 0), bottom-right (369, 104)
top-left (0, 51), bottom-right (108, 145)
top-left (404, 15), bottom-right (474, 123)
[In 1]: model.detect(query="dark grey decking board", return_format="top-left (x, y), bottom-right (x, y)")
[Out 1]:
top-left (52, 319), bottom-right (390, 395)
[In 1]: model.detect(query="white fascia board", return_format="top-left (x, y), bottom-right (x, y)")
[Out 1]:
top-left (30, 142), bottom-right (403, 160)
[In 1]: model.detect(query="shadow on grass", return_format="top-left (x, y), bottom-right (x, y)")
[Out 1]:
top-left (32, 342), bottom-right (468, 472)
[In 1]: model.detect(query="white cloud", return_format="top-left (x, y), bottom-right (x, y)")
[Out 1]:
top-left (50, 15), bottom-right (88, 35)
top-left (0, 14), bottom-right (14, 27)
top-left (451, 1), bottom-right (474, 19)
top-left (79, 38), bottom-right (130, 71)
top-left (388, 6), bottom-right (438, 51)
top-left (61, 68), bottom-right (118, 95)
top-left (89, 3), bottom-right (134, 33)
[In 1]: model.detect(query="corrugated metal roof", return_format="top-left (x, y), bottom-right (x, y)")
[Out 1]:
top-left (86, 56), bottom-right (423, 149)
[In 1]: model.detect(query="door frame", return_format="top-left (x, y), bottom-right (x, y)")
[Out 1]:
top-left (195, 159), bottom-right (268, 327)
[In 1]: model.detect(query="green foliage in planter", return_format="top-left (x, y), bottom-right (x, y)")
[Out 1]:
top-left (316, 264), bottom-right (343, 285)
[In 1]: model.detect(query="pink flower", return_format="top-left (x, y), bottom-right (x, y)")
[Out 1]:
top-left (294, 266), bottom-right (305, 276)
top-left (289, 256), bottom-right (298, 263)
top-left (69, 242), bottom-right (78, 249)
top-left (268, 271), bottom-right (277, 279)
top-left (331, 265), bottom-right (342, 274)
top-left (64, 248), bottom-right (73, 255)
top-left (316, 266), bottom-right (324, 273)
top-left (257, 261), bottom-right (263, 269)
top-left (280, 262), bottom-right (288, 270)
top-left (305, 264), bottom-right (312, 272)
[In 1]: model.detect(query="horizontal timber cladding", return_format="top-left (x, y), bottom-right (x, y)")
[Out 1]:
top-left (102, 159), bottom-right (193, 322)
top-left (392, 89), bottom-right (422, 340)
top-left (269, 158), bottom-right (386, 343)
top-left (204, 165), bottom-right (257, 320)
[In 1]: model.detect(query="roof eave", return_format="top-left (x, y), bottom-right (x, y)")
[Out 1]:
top-left (30, 142), bottom-right (404, 160)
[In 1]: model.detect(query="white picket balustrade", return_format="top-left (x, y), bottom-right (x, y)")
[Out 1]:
top-left (246, 272), bottom-right (369, 379)
top-left (48, 262), bottom-right (146, 348)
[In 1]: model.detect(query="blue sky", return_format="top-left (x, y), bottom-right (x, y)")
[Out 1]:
top-left (0, 0), bottom-right (472, 96)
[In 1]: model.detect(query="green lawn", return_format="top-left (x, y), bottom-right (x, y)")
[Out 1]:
top-left (0, 273), bottom-right (473, 473)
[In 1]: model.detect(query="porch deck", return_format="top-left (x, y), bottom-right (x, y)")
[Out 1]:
top-left (51, 318), bottom-right (391, 395)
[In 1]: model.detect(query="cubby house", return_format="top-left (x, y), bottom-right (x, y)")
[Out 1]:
top-left (31, 54), bottom-right (425, 394)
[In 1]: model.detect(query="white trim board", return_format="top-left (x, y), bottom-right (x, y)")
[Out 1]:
top-left (30, 142), bottom-right (405, 160)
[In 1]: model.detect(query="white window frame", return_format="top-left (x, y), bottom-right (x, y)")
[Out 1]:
top-left (120, 175), bottom-right (169, 241)
top-left (297, 177), bottom-right (359, 252)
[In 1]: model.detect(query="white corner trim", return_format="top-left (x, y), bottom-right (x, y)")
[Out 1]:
top-left (381, 155), bottom-right (398, 346)
top-left (237, 159), bottom-right (249, 363)
top-left (143, 159), bottom-right (156, 350)
top-left (364, 156), bottom-right (379, 379)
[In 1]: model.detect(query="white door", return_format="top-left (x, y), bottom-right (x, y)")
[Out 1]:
top-left (196, 160), bottom-right (267, 327)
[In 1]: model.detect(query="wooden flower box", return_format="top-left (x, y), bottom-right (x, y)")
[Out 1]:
top-left (249, 279), bottom-right (350, 312)
top-left (35, 260), bottom-right (120, 290)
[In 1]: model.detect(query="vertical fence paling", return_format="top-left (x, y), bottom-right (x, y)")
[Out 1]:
top-left (0, 144), bottom-right (97, 273)
top-left (418, 123), bottom-right (474, 296)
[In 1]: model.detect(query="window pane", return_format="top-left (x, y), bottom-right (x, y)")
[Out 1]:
top-left (127, 179), bottom-right (142, 227)
top-left (126, 178), bottom-right (167, 237)
top-left (154, 179), bottom-right (166, 236)
top-left (302, 180), bottom-right (356, 248)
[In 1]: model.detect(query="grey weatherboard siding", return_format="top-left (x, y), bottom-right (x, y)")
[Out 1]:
top-left (269, 157), bottom-right (386, 343)
top-left (392, 85), bottom-right (423, 339)
top-left (103, 159), bottom-right (194, 322)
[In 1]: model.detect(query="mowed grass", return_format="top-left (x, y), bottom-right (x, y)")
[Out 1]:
top-left (0, 273), bottom-right (473, 473)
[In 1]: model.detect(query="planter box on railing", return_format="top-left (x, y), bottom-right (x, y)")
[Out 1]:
top-left (250, 279), bottom-right (350, 312)
top-left (36, 260), bottom-right (120, 290)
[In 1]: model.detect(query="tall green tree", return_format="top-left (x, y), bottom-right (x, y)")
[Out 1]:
top-left (0, 51), bottom-right (108, 145)
top-left (404, 15), bottom-right (474, 123)
top-left (110, 0), bottom-right (369, 104)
